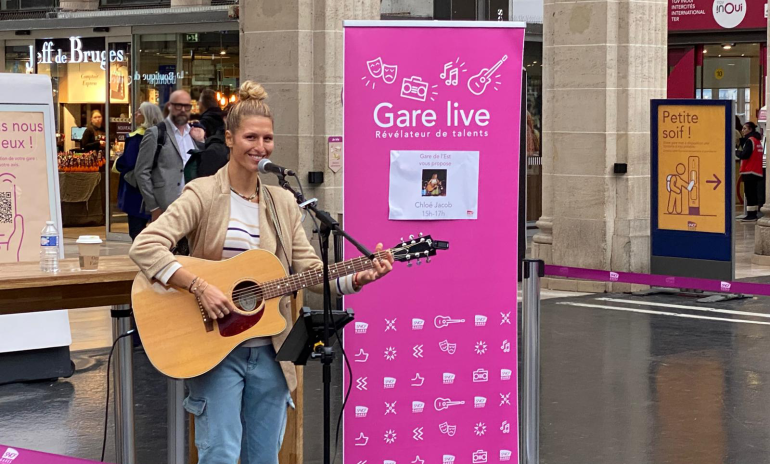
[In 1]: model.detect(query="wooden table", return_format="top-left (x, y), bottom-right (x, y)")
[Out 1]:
top-left (0, 256), bottom-right (136, 314)
top-left (0, 256), bottom-right (137, 464)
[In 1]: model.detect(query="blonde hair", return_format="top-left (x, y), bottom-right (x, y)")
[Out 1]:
top-left (226, 81), bottom-right (273, 134)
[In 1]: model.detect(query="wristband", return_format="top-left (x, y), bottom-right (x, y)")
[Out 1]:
top-left (188, 277), bottom-right (199, 293)
top-left (353, 273), bottom-right (361, 290)
top-left (191, 279), bottom-right (205, 296)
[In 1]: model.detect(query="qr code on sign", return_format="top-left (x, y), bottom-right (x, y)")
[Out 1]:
top-left (0, 192), bottom-right (11, 223)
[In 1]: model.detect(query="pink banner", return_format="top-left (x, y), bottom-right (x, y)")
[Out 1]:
top-left (0, 446), bottom-right (105, 464)
top-left (343, 22), bottom-right (525, 464)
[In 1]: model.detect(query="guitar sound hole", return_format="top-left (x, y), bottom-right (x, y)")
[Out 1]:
top-left (233, 281), bottom-right (263, 313)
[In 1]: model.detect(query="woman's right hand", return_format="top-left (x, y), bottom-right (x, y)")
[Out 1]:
top-left (197, 283), bottom-right (237, 320)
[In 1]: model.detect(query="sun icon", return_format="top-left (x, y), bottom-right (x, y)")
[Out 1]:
top-left (474, 341), bottom-right (487, 355)
top-left (474, 422), bottom-right (487, 436)
top-left (384, 346), bottom-right (397, 361)
top-left (384, 429), bottom-right (397, 444)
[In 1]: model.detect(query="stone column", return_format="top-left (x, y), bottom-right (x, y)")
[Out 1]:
top-left (531, 0), bottom-right (667, 290)
top-left (753, 16), bottom-right (770, 264)
top-left (240, 0), bottom-right (379, 215)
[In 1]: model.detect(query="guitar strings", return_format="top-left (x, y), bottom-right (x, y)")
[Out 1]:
top-left (228, 253), bottom-right (386, 301)
top-left (227, 247), bottom-right (411, 301)
top-left (228, 251), bottom-right (387, 299)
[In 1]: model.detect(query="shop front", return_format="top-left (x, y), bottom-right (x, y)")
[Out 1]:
top-left (668, 0), bottom-right (767, 123)
top-left (0, 23), bottom-right (239, 240)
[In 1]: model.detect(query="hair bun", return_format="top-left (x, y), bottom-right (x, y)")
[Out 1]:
top-left (239, 81), bottom-right (268, 102)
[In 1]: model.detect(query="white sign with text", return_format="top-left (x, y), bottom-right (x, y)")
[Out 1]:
top-left (388, 150), bottom-right (479, 220)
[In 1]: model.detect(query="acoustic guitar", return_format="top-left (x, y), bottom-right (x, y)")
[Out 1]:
top-left (132, 234), bottom-right (449, 379)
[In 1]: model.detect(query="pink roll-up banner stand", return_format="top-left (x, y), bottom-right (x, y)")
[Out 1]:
top-left (343, 21), bottom-right (525, 464)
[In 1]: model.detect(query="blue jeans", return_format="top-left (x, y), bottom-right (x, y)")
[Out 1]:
top-left (184, 345), bottom-right (292, 464)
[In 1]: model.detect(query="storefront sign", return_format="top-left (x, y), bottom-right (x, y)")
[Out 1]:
top-left (36, 37), bottom-right (125, 71)
top-left (651, 99), bottom-right (734, 280)
top-left (343, 21), bottom-right (524, 464)
top-left (670, 0), bottom-right (767, 31)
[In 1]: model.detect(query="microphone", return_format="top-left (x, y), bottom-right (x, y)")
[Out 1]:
top-left (258, 158), bottom-right (295, 177)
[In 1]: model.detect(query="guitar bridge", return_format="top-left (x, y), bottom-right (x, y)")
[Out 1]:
top-left (196, 298), bottom-right (215, 332)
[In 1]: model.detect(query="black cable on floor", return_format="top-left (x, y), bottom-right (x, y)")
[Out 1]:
top-left (101, 330), bottom-right (135, 462)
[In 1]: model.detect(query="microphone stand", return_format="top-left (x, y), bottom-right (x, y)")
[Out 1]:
top-left (276, 173), bottom-right (373, 464)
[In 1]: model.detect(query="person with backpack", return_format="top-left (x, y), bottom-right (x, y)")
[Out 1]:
top-left (116, 102), bottom-right (164, 240)
top-left (134, 90), bottom-right (203, 223)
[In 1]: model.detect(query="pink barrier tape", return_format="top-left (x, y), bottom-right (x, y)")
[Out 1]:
top-left (0, 445), bottom-right (107, 464)
top-left (544, 265), bottom-right (770, 297)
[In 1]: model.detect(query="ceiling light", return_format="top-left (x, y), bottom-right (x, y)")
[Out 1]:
top-left (722, 44), bottom-right (733, 50)
top-left (220, 50), bottom-right (227, 56)
top-left (742, 54), bottom-right (745, 57)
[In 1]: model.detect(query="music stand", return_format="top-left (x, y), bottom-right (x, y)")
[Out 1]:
top-left (276, 307), bottom-right (355, 366)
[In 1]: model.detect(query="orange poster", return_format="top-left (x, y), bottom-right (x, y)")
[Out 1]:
top-left (0, 111), bottom-right (56, 262)
top-left (657, 105), bottom-right (726, 234)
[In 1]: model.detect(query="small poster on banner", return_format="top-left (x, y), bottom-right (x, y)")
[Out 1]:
top-left (388, 150), bottom-right (479, 220)
top-left (328, 136), bottom-right (342, 173)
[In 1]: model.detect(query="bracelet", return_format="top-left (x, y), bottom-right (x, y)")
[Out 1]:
top-left (197, 282), bottom-right (210, 297)
top-left (188, 277), bottom-right (199, 293)
top-left (191, 279), bottom-right (205, 296)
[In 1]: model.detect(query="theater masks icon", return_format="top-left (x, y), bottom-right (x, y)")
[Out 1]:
top-left (382, 64), bottom-right (398, 84)
top-left (439, 421), bottom-right (457, 437)
top-left (367, 57), bottom-right (384, 78)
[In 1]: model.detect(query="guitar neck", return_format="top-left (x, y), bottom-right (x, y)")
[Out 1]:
top-left (261, 250), bottom-right (391, 299)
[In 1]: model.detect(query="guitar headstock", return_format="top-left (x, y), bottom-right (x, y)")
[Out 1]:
top-left (390, 233), bottom-right (449, 267)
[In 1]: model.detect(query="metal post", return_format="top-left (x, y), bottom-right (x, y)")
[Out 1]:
top-left (167, 379), bottom-right (186, 464)
top-left (521, 260), bottom-right (543, 464)
top-left (111, 304), bottom-right (135, 464)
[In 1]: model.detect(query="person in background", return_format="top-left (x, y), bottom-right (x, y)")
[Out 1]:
top-left (735, 116), bottom-right (743, 150)
top-left (116, 102), bottom-right (164, 240)
top-left (81, 110), bottom-right (105, 152)
top-left (135, 90), bottom-right (202, 223)
top-left (198, 89), bottom-right (225, 138)
top-left (737, 121), bottom-right (764, 222)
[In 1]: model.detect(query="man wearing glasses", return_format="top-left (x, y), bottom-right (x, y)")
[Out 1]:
top-left (135, 90), bottom-right (203, 222)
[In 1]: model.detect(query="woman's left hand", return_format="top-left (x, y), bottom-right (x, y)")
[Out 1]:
top-left (355, 243), bottom-right (394, 288)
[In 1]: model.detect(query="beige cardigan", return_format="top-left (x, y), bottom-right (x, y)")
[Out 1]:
top-left (129, 165), bottom-right (328, 392)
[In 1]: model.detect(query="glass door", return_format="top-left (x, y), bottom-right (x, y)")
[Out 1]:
top-left (106, 38), bottom-right (132, 241)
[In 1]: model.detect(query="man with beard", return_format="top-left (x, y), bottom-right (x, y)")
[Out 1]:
top-left (135, 90), bottom-right (203, 222)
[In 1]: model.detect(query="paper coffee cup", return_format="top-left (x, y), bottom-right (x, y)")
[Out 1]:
top-left (76, 235), bottom-right (102, 270)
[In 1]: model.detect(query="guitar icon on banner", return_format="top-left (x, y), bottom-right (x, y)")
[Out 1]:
top-left (467, 55), bottom-right (507, 96)
top-left (434, 397), bottom-right (465, 411)
top-left (434, 315), bottom-right (465, 328)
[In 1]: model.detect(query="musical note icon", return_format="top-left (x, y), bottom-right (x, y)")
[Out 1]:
top-left (439, 57), bottom-right (466, 87)
top-left (446, 68), bottom-right (458, 86)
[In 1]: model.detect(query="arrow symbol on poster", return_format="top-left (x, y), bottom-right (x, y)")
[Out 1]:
top-left (706, 174), bottom-right (722, 190)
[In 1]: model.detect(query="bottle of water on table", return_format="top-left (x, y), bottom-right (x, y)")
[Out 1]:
top-left (40, 220), bottom-right (59, 273)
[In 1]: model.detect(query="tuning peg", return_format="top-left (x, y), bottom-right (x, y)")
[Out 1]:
top-left (419, 232), bottom-right (423, 237)
top-left (409, 234), bottom-right (415, 240)
top-left (416, 259), bottom-right (422, 266)
top-left (405, 254), bottom-right (411, 261)
top-left (426, 257), bottom-right (432, 264)
top-left (401, 237), bottom-right (405, 242)
top-left (407, 261), bottom-right (413, 268)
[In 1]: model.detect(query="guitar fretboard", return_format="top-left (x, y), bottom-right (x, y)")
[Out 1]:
top-left (260, 250), bottom-right (392, 299)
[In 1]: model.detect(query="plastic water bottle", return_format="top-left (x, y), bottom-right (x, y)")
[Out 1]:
top-left (40, 221), bottom-right (59, 273)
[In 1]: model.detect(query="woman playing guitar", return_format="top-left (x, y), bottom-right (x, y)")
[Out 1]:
top-left (129, 81), bottom-right (393, 463)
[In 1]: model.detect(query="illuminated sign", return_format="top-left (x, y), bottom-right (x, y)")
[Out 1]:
top-left (35, 37), bottom-right (125, 70)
